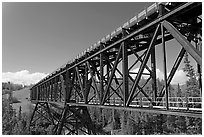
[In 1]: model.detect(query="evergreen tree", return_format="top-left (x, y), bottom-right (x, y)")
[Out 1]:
top-left (18, 106), bottom-right (22, 120)
top-left (183, 53), bottom-right (200, 97)
top-left (2, 99), bottom-right (17, 134)
top-left (177, 83), bottom-right (182, 97)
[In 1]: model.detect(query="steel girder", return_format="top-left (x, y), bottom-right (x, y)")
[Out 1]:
top-left (30, 2), bottom-right (202, 120)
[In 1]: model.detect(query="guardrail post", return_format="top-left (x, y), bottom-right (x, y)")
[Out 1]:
top-left (185, 93), bottom-right (189, 110)
top-left (100, 44), bottom-right (104, 104)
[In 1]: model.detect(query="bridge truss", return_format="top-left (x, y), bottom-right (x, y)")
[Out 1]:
top-left (30, 2), bottom-right (202, 134)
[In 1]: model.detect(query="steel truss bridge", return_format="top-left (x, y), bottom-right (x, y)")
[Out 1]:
top-left (30, 2), bottom-right (202, 135)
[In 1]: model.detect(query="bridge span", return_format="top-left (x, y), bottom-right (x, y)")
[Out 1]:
top-left (30, 2), bottom-right (202, 135)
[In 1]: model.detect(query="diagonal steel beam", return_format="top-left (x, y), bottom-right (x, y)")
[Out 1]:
top-left (102, 45), bottom-right (122, 104)
top-left (111, 60), bottom-right (153, 103)
top-left (75, 66), bottom-right (86, 101)
top-left (128, 72), bottom-right (154, 105)
top-left (86, 61), bottom-right (100, 100)
top-left (97, 56), bottom-right (123, 103)
top-left (126, 24), bottom-right (161, 106)
top-left (162, 20), bottom-right (202, 66)
top-left (132, 76), bottom-right (152, 100)
top-left (89, 60), bottom-right (121, 101)
top-left (128, 45), bottom-right (153, 75)
top-left (157, 48), bottom-right (186, 105)
top-left (128, 49), bottom-right (147, 71)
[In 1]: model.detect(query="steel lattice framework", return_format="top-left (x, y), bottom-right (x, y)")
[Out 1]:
top-left (30, 2), bottom-right (202, 134)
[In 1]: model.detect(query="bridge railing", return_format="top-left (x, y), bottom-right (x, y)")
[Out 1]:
top-left (88, 97), bottom-right (202, 110)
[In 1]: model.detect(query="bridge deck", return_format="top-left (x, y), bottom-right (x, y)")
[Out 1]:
top-left (31, 100), bottom-right (202, 118)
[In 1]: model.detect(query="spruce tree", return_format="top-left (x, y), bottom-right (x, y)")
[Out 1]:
top-left (177, 83), bottom-right (182, 97)
top-left (183, 53), bottom-right (200, 97)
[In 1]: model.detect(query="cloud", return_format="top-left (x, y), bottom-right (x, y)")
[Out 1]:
top-left (2, 70), bottom-right (48, 85)
top-left (130, 68), bottom-right (188, 85)
top-left (130, 68), bottom-right (150, 79)
top-left (130, 68), bottom-right (163, 79)
top-left (168, 70), bottom-right (188, 85)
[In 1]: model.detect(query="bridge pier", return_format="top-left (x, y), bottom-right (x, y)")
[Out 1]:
top-left (29, 102), bottom-right (56, 134)
top-left (54, 104), bottom-right (96, 135)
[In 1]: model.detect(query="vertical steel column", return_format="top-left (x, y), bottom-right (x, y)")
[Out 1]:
top-left (42, 84), bottom-right (44, 100)
top-left (39, 85), bottom-right (42, 100)
top-left (36, 87), bottom-right (39, 100)
top-left (43, 84), bottom-right (45, 100)
top-left (122, 29), bottom-right (129, 106)
top-left (44, 82), bottom-right (47, 101)
top-left (35, 87), bottom-right (37, 101)
top-left (46, 82), bottom-right (49, 101)
top-left (30, 88), bottom-right (33, 100)
top-left (40, 85), bottom-right (42, 100)
top-left (84, 60), bottom-right (89, 103)
top-left (60, 74), bottom-right (65, 102)
top-left (161, 24), bottom-right (169, 110)
top-left (48, 81), bottom-right (50, 101)
top-left (42, 85), bottom-right (44, 100)
top-left (38, 86), bottom-right (40, 100)
top-left (30, 88), bottom-right (32, 100)
top-left (65, 68), bottom-right (71, 103)
top-left (51, 79), bottom-right (54, 101)
top-left (54, 77), bottom-right (58, 101)
top-left (106, 63), bottom-right (110, 103)
top-left (151, 46), bottom-right (157, 103)
top-left (32, 88), bottom-right (35, 100)
top-left (53, 79), bottom-right (56, 101)
top-left (100, 44), bottom-right (104, 104)
top-left (196, 40), bottom-right (202, 93)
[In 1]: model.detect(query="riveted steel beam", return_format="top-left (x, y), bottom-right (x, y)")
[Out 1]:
top-left (84, 60), bottom-right (89, 104)
top-left (122, 29), bottom-right (129, 107)
top-left (151, 46), bottom-right (157, 102)
top-left (162, 20), bottom-right (202, 65)
top-left (161, 24), bottom-right (169, 110)
top-left (100, 44), bottom-right (104, 104)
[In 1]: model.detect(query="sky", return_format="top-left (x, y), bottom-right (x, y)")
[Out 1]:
top-left (2, 2), bottom-right (198, 85)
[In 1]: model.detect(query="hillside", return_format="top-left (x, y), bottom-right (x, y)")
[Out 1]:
top-left (12, 88), bottom-right (33, 114)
